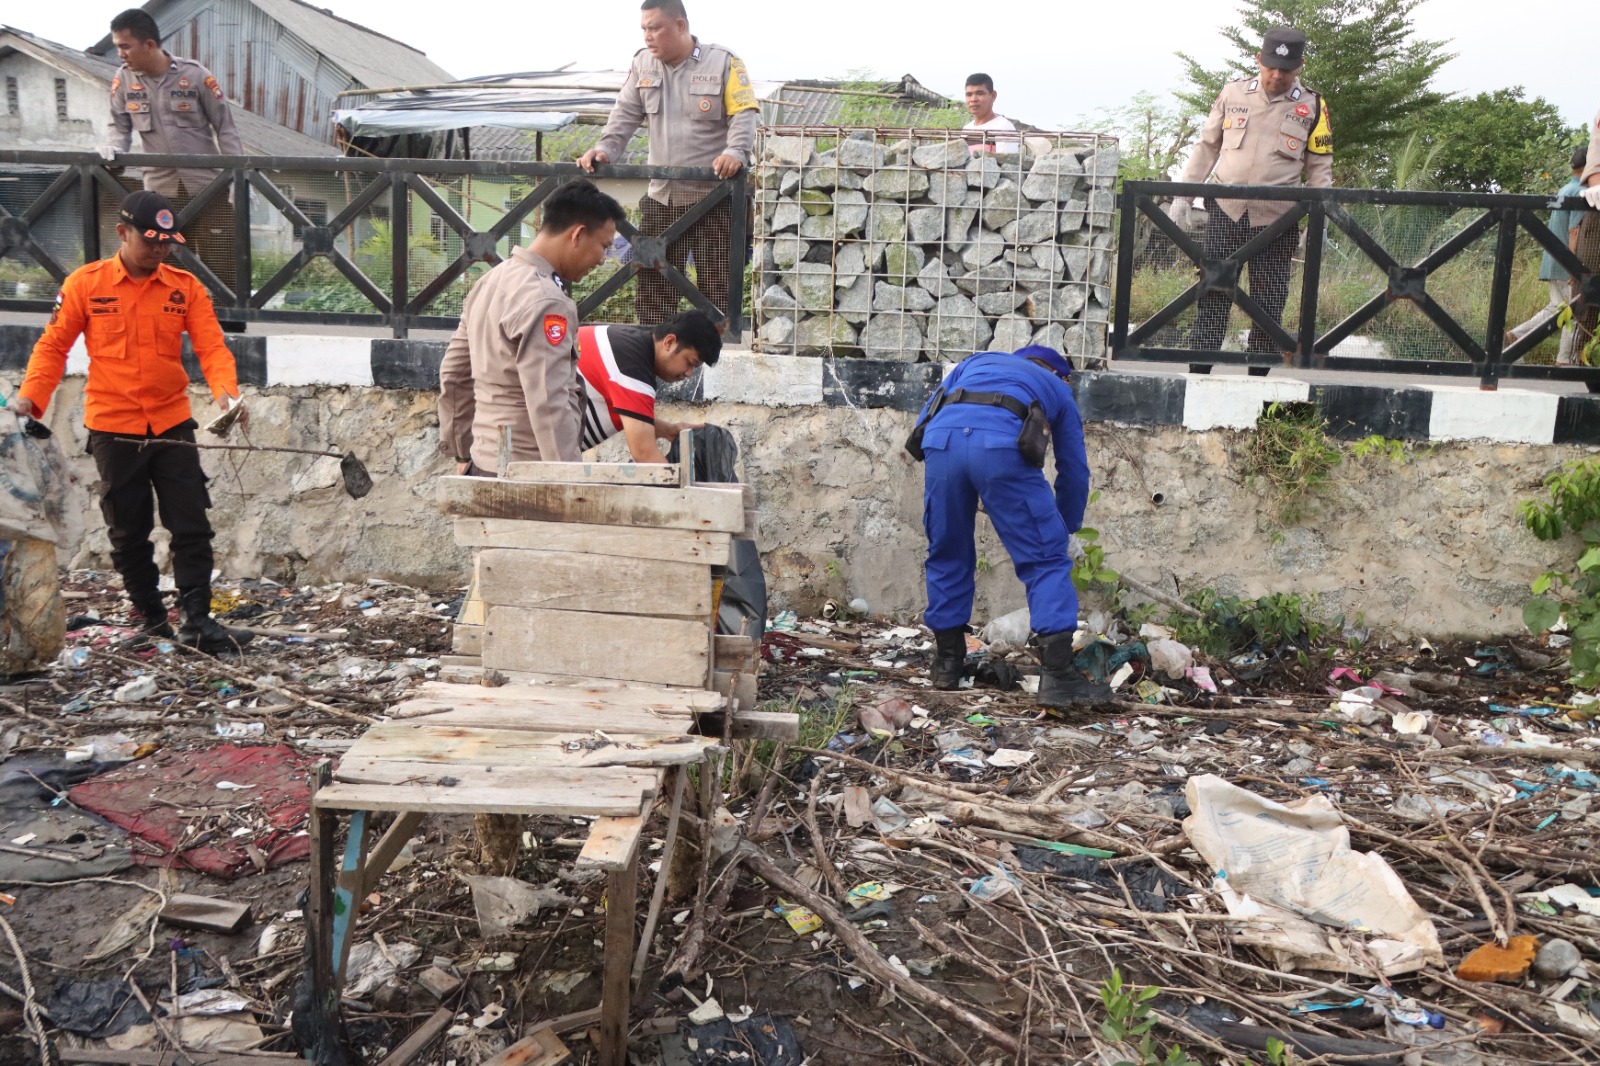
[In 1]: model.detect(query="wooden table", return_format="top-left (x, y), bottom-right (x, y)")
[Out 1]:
top-left (305, 681), bottom-right (723, 1066)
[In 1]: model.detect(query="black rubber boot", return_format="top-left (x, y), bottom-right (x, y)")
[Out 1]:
top-left (177, 587), bottom-right (255, 654)
top-left (930, 628), bottom-right (968, 690)
top-left (121, 595), bottom-right (174, 648)
top-left (1036, 630), bottom-right (1112, 710)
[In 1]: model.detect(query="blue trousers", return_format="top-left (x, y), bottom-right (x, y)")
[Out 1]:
top-left (922, 428), bottom-right (1078, 636)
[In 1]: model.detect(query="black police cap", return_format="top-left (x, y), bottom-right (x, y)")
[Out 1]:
top-left (1261, 26), bottom-right (1306, 70)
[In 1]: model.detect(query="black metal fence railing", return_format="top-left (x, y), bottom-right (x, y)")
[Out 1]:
top-left (0, 151), bottom-right (749, 338)
top-left (1113, 180), bottom-right (1599, 389)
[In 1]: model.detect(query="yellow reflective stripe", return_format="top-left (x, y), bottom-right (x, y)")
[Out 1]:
top-left (1308, 98), bottom-right (1333, 155)
top-left (724, 57), bottom-right (758, 115)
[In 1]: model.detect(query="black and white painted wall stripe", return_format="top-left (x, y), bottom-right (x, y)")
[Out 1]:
top-left (6, 324), bottom-right (1600, 446)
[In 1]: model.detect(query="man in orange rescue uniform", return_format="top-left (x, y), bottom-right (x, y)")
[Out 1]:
top-left (11, 190), bottom-right (254, 653)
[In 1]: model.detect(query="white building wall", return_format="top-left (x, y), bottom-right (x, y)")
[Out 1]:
top-left (0, 54), bottom-right (105, 150)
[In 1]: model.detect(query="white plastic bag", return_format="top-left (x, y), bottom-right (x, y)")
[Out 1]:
top-left (0, 408), bottom-right (81, 547)
top-left (978, 606), bottom-right (1031, 650)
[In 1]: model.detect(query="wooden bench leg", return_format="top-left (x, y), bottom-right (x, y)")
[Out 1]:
top-left (599, 862), bottom-right (639, 1066)
top-left (305, 764), bottom-right (346, 1063)
top-left (632, 769), bottom-right (688, 991)
top-left (332, 809), bottom-right (369, 984)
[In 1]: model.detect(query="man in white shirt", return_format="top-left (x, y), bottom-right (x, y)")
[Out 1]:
top-left (962, 73), bottom-right (1020, 154)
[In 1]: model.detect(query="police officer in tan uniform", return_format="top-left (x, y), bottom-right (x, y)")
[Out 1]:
top-left (438, 181), bottom-right (627, 475)
top-left (106, 8), bottom-right (243, 297)
top-left (579, 0), bottom-right (759, 326)
top-left (1169, 26), bottom-right (1333, 368)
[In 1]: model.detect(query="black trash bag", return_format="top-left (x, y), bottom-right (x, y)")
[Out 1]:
top-left (668, 425), bottom-right (767, 637)
top-left (1014, 846), bottom-right (1186, 913)
top-left (687, 1013), bottom-right (805, 1065)
top-left (973, 656), bottom-right (1021, 690)
top-left (44, 979), bottom-right (152, 1038)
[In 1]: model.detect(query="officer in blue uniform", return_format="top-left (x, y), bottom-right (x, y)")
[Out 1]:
top-left (911, 346), bottom-right (1110, 708)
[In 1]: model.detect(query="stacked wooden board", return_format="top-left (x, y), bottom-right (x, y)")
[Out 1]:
top-left (439, 462), bottom-right (765, 713)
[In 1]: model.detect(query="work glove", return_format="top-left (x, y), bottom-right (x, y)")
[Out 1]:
top-left (95, 146), bottom-right (116, 162)
top-left (5, 395), bottom-right (38, 420)
top-left (1163, 198), bottom-right (1193, 229)
top-left (1068, 534), bottom-right (1087, 563)
top-left (1583, 185), bottom-right (1600, 210)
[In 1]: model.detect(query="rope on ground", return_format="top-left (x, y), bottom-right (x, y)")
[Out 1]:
top-left (0, 911), bottom-right (56, 1066)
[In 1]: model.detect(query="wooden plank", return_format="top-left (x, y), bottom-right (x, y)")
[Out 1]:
top-left (335, 757), bottom-right (658, 798)
top-left (376, 1006), bottom-right (454, 1066)
top-left (743, 509), bottom-right (760, 540)
top-left (394, 704), bottom-right (694, 737)
top-left (61, 1052), bottom-right (297, 1065)
top-left (700, 482), bottom-right (756, 507)
top-left (726, 710), bottom-right (800, 740)
top-left (394, 679), bottom-right (719, 714)
top-left (599, 863), bottom-right (639, 1066)
top-left (440, 654), bottom-right (483, 669)
top-left (360, 811), bottom-right (427, 897)
top-left (453, 623), bottom-right (482, 655)
top-left (478, 548), bottom-right (711, 618)
top-left (158, 892), bottom-right (252, 934)
top-left (576, 815), bottom-right (644, 872)
top-left (348, 724), bottom-right (719, 768)
top-left (438, 476), bottom-right (746, 533)
top-left (420, 670), bottom-right (728, 710)
top-left (505, 461), bottom-right (680, 486)
top-left (459, 560), bottom-right (485, 626)
top-left (484, 606), bottom-right (710, 687)
top-left (455, 518), bottom-right (732, 565)
top-left (733, 672), bottom-right (759, 712)
top-left (479, 1023), bottom-right (572, 1066)
top-left (313, 778), bottom-right (651, 817)
top-left (713, 635), bottom-right (759, 671)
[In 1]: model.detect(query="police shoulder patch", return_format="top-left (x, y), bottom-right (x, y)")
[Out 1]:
top-left (544, 314), bottom-right (569, 346)
top-left (1308, 99), bottom-right (1333, 155)
top-left (1245, 78), bottom-right (1260, 94)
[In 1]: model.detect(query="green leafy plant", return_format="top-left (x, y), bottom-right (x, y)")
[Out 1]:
top-left (1071, 527), bottom-right (1120, 594)
top-left (1244, 403), bottom-right (1343, 526)
top-left (1348, 434), bottom-right (1408, 464)
top-left (1172, 587), bottom-right (1331, 657)
top-left (1098, 969), bottom-right (1201, 1066)
top-left (1519, 459), bottom-right (1600, 686)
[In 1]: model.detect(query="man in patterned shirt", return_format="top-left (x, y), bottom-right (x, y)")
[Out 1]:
top-left (576, 310), bottom-right (721, 461)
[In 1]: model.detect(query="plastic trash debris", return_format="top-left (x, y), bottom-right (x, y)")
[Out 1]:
top-left (1521, 883), bottom-right (1600, 917)
top-left (767, 610), bottom-right (798, 631)
top-left (214, 722), bottom-right (265, 739)
top-left (459, 875), bottom-right (571, 938)
top-left (978, 607), bottom-right (1031, 651)
top-left (1146, 639), bottom-right (1193, 680)
top-left (968, 865), bottom-right (1022, 901)
top-left (113, 676), bottom-right (159, 702)
top-left (1187, 665), bottom-right (1217, 692)
top-left (986, 748), bottom-right (1036, 768)
top-left (58, 647), bottom-right (89, 668)
top-left (687, 996), bottom-right (725, 1025)
top-left (857, 695), bottom-right (913, 738)
top-left (1184, 774), bottom-right (1442, 976)
top-left (1391, 710), bottom-right (1431, 735)
top-left (774, 900), bottom-right (822, 935)
top-left (871, 796), bottom-right (910, 834)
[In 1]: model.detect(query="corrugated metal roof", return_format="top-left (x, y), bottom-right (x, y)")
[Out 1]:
top-left (761, 74), bottom-right (959, 127)
top-left (0, 24), bottom-right (335, 157)
top-left (247, 0), bottom-right (454, 89)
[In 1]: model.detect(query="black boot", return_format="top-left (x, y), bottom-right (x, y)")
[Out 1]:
top-left (930, 628), bottom-right (968, 690)
top-left (177, 587), bottom-right (254, 654)
top-left (1036, 630), bottom-right (1111, 710)
top-left (123, 594), bottom-right (174, 648)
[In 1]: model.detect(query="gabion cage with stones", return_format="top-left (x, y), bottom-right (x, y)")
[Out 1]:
top-left (751, 126), bottom-right (1119, 362)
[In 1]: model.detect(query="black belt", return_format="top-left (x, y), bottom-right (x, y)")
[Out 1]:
top-left (946, 389), bottom-right (1029, 421)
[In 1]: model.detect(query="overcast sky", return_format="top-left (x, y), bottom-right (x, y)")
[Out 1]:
top-left (22, 1), bottom-right (1595, 134)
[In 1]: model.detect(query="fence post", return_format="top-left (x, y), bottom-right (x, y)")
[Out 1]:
top-left (1111, 180), bottom-right (1139, 360)
top-left (232, 167), bottom-right (250, 317)
top-left (79, 166), bottom-right (99, 265)
top-left (1296, 200), bottom-right (1324, 370)
top-left (725, 172), bottom-right (748, 338)
top-left (1482, 208), bottom-right (1518, 390)
top-left (391, 173), bottom-right (409, 339)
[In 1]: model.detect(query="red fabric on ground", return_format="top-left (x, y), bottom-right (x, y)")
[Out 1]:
top-left (68, 744), bottom-right (314, 880)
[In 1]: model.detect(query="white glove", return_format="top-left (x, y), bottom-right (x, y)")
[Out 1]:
top-left (1164, 198), bottom-right (1193, 229)
top-left (1583, 185), bottom-right (1600, 210)
top-left (1067, 534), bottom-right (1086, 563)
top-left (96, 146), bottom-right (116, 162)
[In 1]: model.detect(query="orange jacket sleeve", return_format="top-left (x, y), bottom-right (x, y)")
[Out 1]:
top-left (183, 275), bottom-right (239, 401)
top-left (18, 274), bottom-right (89, 418)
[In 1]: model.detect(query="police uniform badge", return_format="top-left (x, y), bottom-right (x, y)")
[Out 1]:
top-left (544, 314), bottom-right (569, 345)
top-left (203, 75), bottom-right (223, 100)
top-left (178, 77), bottom-right (190, 89)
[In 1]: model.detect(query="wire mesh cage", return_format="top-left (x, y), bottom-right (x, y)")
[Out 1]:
top-left (751, 126), bottom-right (1119, 362)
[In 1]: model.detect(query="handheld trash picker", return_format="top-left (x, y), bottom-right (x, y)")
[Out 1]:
top-left (107, 401), bottom-right (374, 499)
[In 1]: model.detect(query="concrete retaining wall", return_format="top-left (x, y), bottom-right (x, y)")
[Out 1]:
top-left (5, 325), bottom-right (1596, 637)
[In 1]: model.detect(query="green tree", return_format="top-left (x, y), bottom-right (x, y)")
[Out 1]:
top-left (1178, 0), bottom-right (1454, 181)
top-left (1081, 91), bottom-right (1203, 181)
top-left (1399, 89), bottom-right (1582, 193)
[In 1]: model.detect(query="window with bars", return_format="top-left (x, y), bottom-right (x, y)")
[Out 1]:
top-left (5, 77), bottom-right (18, 116)
top-left (54, 78), bottom-right (67, 120)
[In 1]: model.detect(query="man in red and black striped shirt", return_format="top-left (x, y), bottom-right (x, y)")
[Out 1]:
top-left (577, 310), bottom-right (722, 462)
